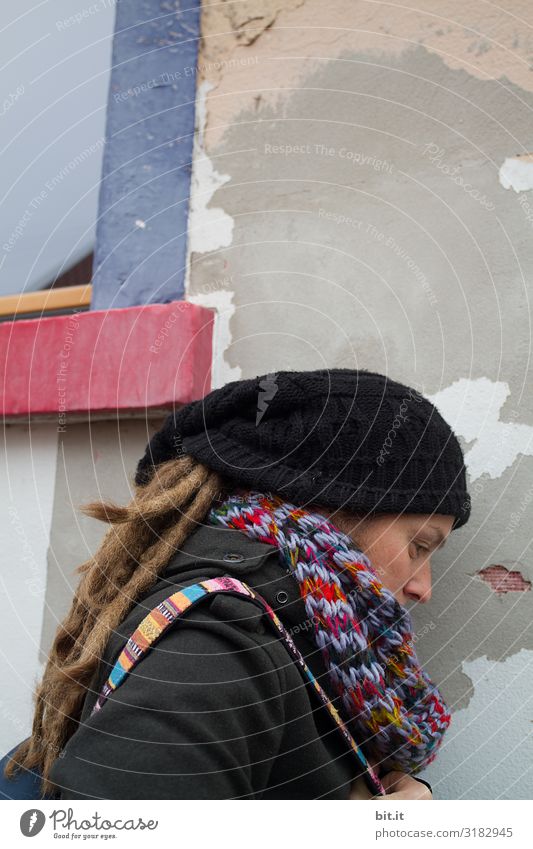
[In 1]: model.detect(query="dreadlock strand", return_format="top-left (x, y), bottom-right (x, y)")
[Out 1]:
top-left (79, 454), bottom-right (199, 526)
top-left (45, 463), bottom-right (201, 673)
top-left (64, 469), bottom-right (224, 672)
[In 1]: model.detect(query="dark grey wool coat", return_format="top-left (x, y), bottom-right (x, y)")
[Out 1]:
top-left (48, 522), bottom-right (423, 800)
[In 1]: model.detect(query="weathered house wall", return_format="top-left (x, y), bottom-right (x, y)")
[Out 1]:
top-left (185, 0), bottom-right (533, 799)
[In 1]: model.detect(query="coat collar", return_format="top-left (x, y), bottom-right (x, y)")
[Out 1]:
top-left (159, 521), bottom-right (321, 657)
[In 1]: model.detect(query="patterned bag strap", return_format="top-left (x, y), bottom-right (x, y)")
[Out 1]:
top-left (90, 575), bottom-right (385, 797)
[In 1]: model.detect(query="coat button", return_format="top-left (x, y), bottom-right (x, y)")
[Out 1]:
top-left (223, 552), bottom-right (244, 562)
top-left (276, 590), bottom-right (289, 604)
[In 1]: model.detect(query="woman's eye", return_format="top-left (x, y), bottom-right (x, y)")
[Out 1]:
top-left (411, 542), bottom-right (429, 558)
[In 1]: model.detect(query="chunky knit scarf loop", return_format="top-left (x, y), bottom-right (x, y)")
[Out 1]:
top-left (208, 490), bottom-right (451, 775)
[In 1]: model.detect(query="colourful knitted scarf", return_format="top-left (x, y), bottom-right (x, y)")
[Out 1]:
top-left (208, 489), bottom-right (451, 776)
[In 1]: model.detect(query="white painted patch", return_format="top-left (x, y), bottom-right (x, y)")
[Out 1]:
top-left (0, 423), bottom-right (58, 754)
top-left (426, 377), bottom-right (533, 482)
top-left (186, 80), bottom-right (234, 258)
top-left (422, 650), bottom-right (533, 799)
top-left (499, 156), bottom-right (533, 193)
top-left (187, 290), bottom-right (241, 389)
top-left (184, 81), bottom-right (238, 389)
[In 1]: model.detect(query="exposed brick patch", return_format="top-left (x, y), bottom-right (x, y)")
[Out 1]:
top-left (476, 565), bottom-right (531, 594)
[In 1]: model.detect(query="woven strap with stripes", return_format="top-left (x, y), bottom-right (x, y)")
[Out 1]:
top-left (90, 575), bottom-right (385, 796)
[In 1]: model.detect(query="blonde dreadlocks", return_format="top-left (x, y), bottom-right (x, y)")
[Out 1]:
top-left (3, 454), bottom-right (227, 797)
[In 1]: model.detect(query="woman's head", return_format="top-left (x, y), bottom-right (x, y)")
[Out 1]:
top-left (135, 366), bottom-right (471, 613)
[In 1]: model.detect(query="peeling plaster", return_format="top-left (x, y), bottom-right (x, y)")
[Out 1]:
top-left (200, 0), bottom-right (305, 70)
top-left (427, 378), bottom-right (533, 482)
top-left (200, 0), bottom-right (533, 150)
top-left (499, 153), bottom-right (533, 193)
top-left (422, 650), bottom-right (533, 800)
top-left (185, 80), bottom-right (234, 259)
top-left (474, 564), bottom-right (531, 594)
top-left (215, 0), bottom-right (306, 48)
top-left (187, 289), bottom-right (241, 389)
top-left (185, 79), bottom-right (238, 389)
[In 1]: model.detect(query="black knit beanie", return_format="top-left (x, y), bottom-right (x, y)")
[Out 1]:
top-left (135, 368), bottom-right (471, 530)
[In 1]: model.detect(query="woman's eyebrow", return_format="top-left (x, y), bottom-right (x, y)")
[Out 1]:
top-left (411, 525), bottom-right (447, 547)
top-left (428, 525), bottom-right (447, 547)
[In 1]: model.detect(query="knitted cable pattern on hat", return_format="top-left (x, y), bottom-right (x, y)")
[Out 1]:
top-left (208, 489), bottom-right (452, 775)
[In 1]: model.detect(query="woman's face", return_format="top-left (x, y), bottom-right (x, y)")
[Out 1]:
top-left (311, 507), bottom-right (454, 607)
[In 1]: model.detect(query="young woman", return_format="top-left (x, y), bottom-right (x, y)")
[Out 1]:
top-left (3, 368), bottom-right (471, 799)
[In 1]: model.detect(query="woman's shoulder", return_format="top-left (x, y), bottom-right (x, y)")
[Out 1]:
top-left (81, 580), bottom-right (294, 721)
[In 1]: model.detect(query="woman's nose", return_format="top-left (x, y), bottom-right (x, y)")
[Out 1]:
top-left (403, 559), bottom-right (432, 604)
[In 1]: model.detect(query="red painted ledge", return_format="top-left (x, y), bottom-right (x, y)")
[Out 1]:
top-left (1, 301), bottom-right (214, 418)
